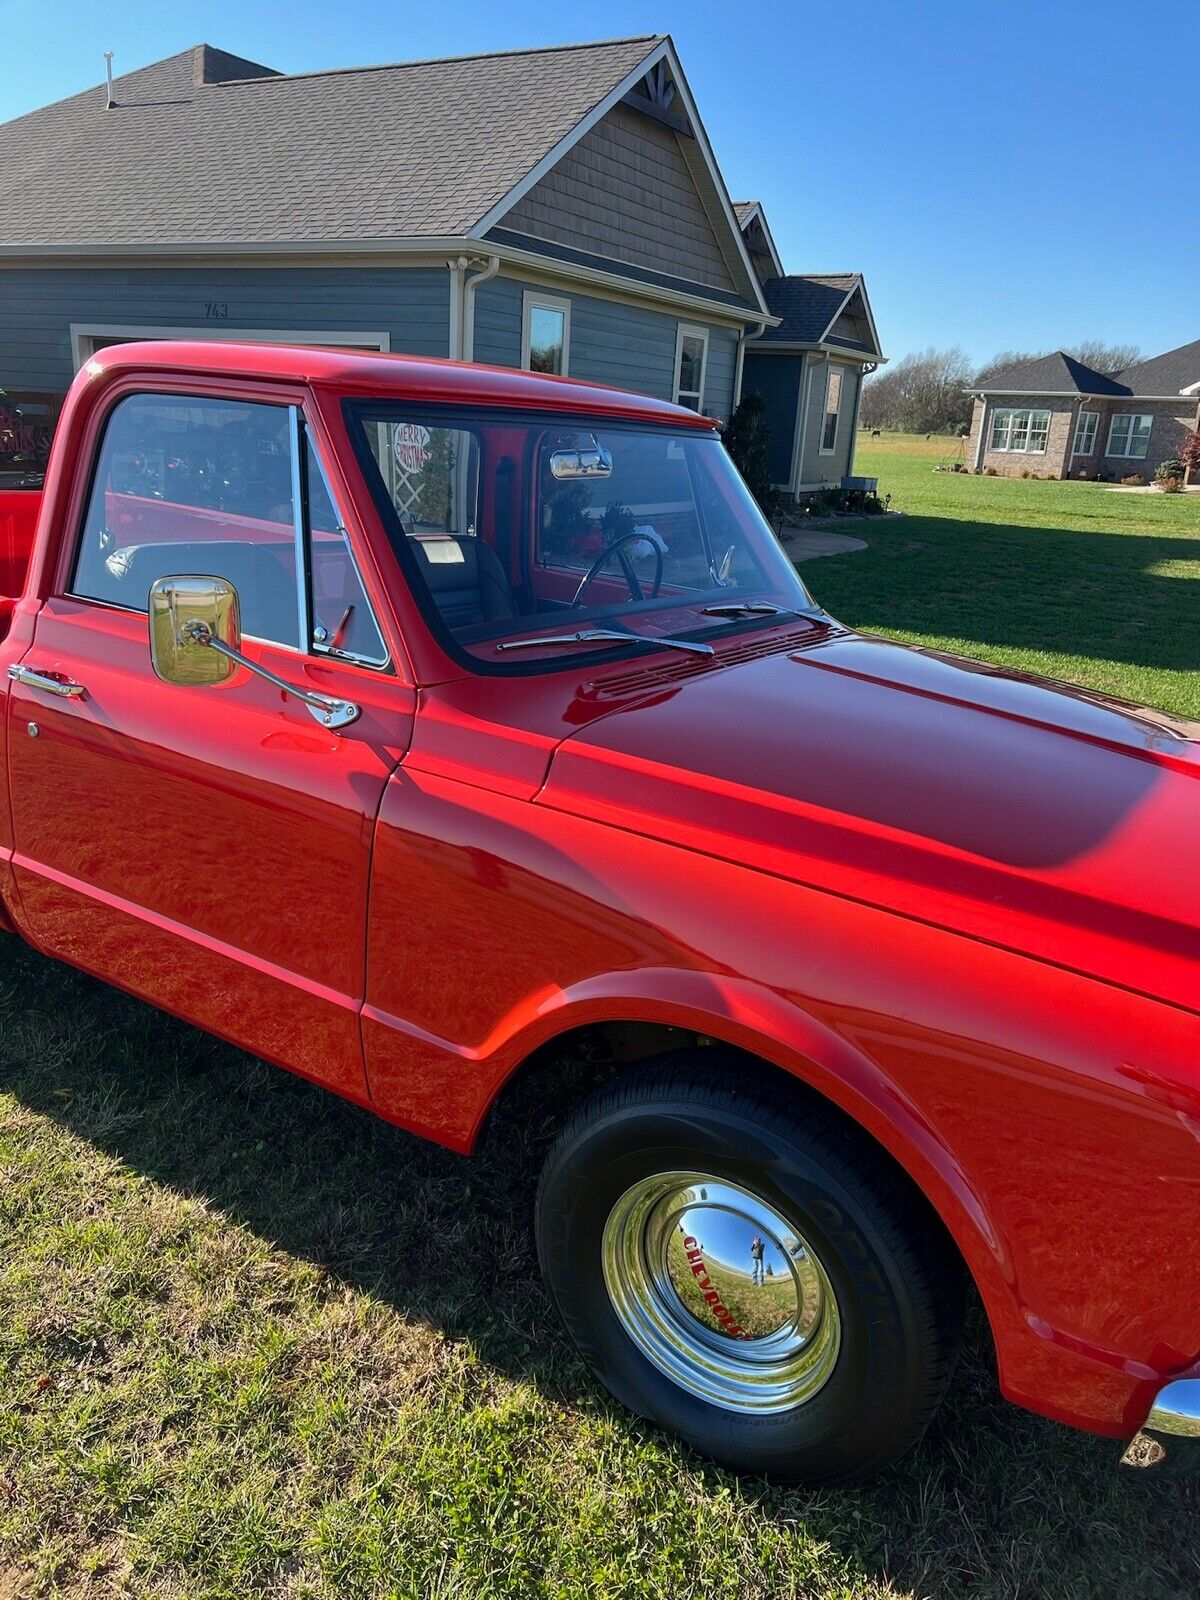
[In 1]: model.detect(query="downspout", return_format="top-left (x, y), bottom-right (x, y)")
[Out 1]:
top-left (446, 256), bottom-right (469, 360)
top-left (847, 362), bottom-right (875, 476)
top-left (733, 319), bottom-right (766, 410)
top-left (972, 394), bottom-right (988, 472)
top-left (462, 254), bottom-right (501, 365)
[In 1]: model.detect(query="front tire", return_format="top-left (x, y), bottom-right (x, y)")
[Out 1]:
top-left (536, 1055), bottom-right (964, 1483)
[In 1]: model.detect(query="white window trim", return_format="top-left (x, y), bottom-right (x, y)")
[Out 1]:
top-left (988, 406), bottom-right (1051, 455)
top-left (1071, 410), bottom-right (1099, 456)
top-left (673, 323), bottom-right (709, 411)
top-left (818, 365), bottom-right (844, 455)
top-left (70, 323), bottom-right (390, 371)
top-left (1105, 412), bottom-right (1153, 459)
top-left (520, 291), bottom-right (572, 377)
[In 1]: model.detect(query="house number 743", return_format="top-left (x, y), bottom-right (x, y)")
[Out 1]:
top-left (204, 302), bottom-right (229, 319)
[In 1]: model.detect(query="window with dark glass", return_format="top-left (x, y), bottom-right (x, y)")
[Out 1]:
top-left (821, 369), bottom-right (843, 453)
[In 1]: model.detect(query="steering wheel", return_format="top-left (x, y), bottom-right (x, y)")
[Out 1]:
top-left (572, 531), bottom-right (664, 608)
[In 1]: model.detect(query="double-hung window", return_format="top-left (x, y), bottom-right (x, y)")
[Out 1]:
top-left (1072, 411), bottom-right (1098, 456)
top-left (820, 368), bottom-right (843, 453)
top-left (673, 325), bottom-right (709, 412)
top-left (989, 407), bottom-right (1051, 454)
top-left (521, 292), bottom-right (571, 377)
top-left (1106, 413), bottom-right (1153, 459)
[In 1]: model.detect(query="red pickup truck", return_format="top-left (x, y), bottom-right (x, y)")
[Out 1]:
top-left (1, 342), bottom-right (1196, 1483)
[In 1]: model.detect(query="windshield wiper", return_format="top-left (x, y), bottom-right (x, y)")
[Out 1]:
top-left (701, 602), bottom-right (791, 617)
top-left (496, 629), bottom-right (714, 658)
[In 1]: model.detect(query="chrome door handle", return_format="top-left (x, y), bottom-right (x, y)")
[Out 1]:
top-left (6, 664), bottom-right (87, 700)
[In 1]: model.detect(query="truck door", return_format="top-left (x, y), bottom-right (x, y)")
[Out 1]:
top-left (7, 385), bottom-right (414, 1101)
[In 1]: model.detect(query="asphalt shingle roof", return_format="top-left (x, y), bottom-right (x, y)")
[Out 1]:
top-left (756, 275), bottom-right (858, 344)
top-left (0, 36), bottom-right (662, 246)
top-left (1115, 339), bottom-right (1200, 396)
top-left (975, 351), bottom-right (1130, 396)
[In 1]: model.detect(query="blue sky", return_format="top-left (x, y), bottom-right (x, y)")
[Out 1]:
top-left (4, 0), bottom-right (1196, 366)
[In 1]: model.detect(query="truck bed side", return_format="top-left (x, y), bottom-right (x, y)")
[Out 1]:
top-left (0, 489), bottom-right (42, 641)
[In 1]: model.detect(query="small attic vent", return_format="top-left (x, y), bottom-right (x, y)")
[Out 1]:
top-left (622, 59), bottom-right (690, 135)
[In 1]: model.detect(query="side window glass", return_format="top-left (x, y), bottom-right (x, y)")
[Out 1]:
top-left (71, 392), bottom-right (301, 648)
top-left (305, 434), bottom-right (387, 666)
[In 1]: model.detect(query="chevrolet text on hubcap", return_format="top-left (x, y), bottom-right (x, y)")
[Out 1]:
top-left (601, 1173), bottom-right (841, 1413)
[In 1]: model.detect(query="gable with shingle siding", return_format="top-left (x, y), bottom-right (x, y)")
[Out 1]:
top-left (499, 102), bottom-right (738, 293)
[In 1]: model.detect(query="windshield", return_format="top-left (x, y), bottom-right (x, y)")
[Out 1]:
top-left (348, 406), bottom-right (816, 669)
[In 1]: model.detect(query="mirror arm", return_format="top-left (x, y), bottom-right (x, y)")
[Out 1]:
top-left (184, 622), bottom-right (361, 731)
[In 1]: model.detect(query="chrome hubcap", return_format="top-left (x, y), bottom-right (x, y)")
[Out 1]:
top-left (602, 1172), bottom-right (841, 1413)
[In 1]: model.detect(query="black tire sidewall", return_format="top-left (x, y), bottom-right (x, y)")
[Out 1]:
top-left (538, 1093), bottom-right (930, 1482)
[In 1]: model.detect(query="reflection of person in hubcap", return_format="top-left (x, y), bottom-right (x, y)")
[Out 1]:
top-left (750, 1234), bottom-right (765, 1286)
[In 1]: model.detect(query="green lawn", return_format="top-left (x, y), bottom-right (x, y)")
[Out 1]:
top-left (1, 436), bottom-right (1198, 1597)
top-left (803, 433), bottom-right (1199, 721)
top-left (3, 941), bottom-right (1198, 1599)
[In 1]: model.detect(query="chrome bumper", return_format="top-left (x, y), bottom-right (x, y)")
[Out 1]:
top-left (1121, 1379), bottom-right (1200, 1474)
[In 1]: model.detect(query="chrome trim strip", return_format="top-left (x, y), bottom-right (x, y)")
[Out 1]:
top-left (289, 404), bottom-right (310, 657)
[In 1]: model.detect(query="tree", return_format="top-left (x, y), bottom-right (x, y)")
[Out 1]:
top-left (973, 342), bottom-right (1142, 386)
top-left (1178, 427), bottom-right (1200, 486)
top-left (1065, 341), bottom-right (1141, 376)
top-left (724, 392), bottom-right (780, 517)
top-left (860, 347), bottom-right (975, 434)
top-left (971, 350), bottom-right (1046, 387)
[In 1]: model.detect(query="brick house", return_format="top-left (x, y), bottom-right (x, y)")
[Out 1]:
top-left (965, 341), bottom-right (1200, 480)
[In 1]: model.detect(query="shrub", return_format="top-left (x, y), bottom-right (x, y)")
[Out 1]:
top-left (723, 392), bottom-right (782, 521)
top-left (984, 466), bottom-right (998, 476)
top-left (1155, 458), bottom-right (1185, 489)
top-left (1119, 473), bottom-right (1144, 487)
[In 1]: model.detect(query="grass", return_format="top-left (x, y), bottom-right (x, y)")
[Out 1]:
top-left (2, 943), bottom-right (1199, 1599)
top-left (800, 432), bottom-right (1200, 720)
top-left (1, 433), bottom-right (1198, 1595)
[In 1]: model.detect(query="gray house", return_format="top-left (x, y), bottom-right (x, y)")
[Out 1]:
top-left (736, 241), bottom-right (885, 494)
top-left (0, 35), bottom-right (880, 496)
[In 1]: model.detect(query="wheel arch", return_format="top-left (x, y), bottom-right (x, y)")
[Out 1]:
top-left (468, 973), bottom-right (1013, 1360)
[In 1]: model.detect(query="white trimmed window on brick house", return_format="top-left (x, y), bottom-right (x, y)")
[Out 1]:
top-left (1072, 411), bottom-right (1098, 456)
top-left (1106, 413), bottom-right (1153, 459)
top-left (989, 407), bottom-right (1051, 453)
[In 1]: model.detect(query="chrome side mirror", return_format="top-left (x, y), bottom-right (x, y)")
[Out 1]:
top-left (148, 574), bottom-right (361, 732)
top-left (149, 575), bottom-right (241, 686)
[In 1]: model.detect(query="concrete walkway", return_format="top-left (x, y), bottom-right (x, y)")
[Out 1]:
top-left (779, 526), bottom-right (869, 561)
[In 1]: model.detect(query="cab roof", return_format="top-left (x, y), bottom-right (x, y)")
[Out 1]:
top-left (85, 341), bottom-right (719, 429)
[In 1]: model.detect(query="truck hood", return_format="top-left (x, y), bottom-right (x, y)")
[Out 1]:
top-left (540, 629), bottom-right (1200, 1012)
